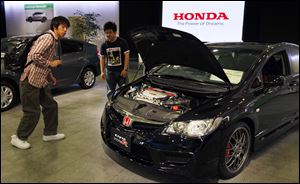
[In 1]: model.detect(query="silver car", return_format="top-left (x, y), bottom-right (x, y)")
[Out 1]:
top-left (26, 12), bottom-right (47, 23)
top-left (1, 35), bottom-right (100, 111)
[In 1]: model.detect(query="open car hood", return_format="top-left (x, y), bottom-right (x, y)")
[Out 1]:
top-left (128, 26), bottom-right (232, 86)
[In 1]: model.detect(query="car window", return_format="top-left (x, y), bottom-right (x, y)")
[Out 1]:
top-left (61, 40), bottom-right (83, 54)
top-left (288, 48), bottom-right (299, 74)
top-left (262, 51), bottom-right (289, 77)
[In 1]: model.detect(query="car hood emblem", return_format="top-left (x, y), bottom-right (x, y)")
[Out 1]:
top-left (123, 115), bottom-right (133, 127)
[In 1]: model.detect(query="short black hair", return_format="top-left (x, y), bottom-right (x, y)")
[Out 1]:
top-left (104, 21), bottom-right (117, 32)
top-left (50, 16), bottom-right (70, 31)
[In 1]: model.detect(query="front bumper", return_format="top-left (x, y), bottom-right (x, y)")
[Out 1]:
top-left (100, 104), bottom-right (222, 177)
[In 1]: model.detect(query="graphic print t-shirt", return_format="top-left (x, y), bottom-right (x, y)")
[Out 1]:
top-left (100, 37), bottom-right (129, 71)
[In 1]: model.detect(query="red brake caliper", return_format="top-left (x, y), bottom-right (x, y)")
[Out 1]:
top-left (225, 143), bottom-right (231, 157)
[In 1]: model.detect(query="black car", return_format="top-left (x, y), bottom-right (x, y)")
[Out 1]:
top-left (100, 27), bottom-right (299, 179)
top-left (1, 35), bottom-right (100, 111)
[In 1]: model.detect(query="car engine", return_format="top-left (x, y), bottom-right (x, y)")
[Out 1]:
top-left (123, 83), bottom-right (192, 113)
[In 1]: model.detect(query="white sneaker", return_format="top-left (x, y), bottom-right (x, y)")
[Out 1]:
top-left (43, 133), bottom-right (65, 141)
top-left (11, 135), bottom-right (31, 149)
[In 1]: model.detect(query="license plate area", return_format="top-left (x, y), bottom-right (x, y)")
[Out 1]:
top-left (111, 128), bottom-right (132, 152)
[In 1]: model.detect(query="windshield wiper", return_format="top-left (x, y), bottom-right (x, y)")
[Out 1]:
top-left (149, 74), bottom-right (230, 91)
top-left (149, 74), bottom-right (205, 83)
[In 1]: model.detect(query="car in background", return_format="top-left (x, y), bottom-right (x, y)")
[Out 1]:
top-left (100, 26), bottom-right (299, 179)
top-left (26, 12), bottom-right (47, 23)
top-left (1, 35), bottom-right (100, 111)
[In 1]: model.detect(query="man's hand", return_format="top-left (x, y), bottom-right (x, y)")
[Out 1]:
top-left (100, 73), bottom-right (105, 80)
top-left (120, 69), bottom-right (128, 78)
top-left (49, 60), bottom-right (62, 68)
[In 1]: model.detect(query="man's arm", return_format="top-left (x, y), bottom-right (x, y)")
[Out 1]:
top-left (123, 50), bottom-right (130, 71)
top-left (31, 34), bottom-right (61, 68)
top-left (120, 50), bottom-right (130, 78)
top-left (100, 55), bottom-right (106, 80)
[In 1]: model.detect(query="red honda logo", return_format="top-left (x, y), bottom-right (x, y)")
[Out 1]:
top-left (122, 116), bottom-right (132, 127)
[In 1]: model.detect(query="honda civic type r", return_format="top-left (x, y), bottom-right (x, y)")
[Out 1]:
top-left (100, 26), bottom-right (299, 179)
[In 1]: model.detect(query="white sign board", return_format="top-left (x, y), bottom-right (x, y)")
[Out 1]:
top-left (162, 1), bottom-right (245, 42)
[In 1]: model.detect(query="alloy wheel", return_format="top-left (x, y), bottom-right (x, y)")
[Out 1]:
top-left (1, 85), bottom-right (14, 109)
top-left (224, 126), bottom-right (250, 174)
top-left (84, 70), bottom-right (95, 87)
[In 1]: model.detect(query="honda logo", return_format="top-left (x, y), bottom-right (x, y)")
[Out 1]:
top-left (122, 116), bottom-right (133, 127)
top-left (173, 12), bottom-right (229, 20)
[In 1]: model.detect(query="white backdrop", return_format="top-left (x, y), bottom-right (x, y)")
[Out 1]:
top-left (162, 1), bottom-right (245, 42)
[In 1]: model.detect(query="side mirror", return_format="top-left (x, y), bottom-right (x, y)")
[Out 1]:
top-left (251, 77), bottom-right (263, 89)
top-left (264, 75), bottom-right (284, 87)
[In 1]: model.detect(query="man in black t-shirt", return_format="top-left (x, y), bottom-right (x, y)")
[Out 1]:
top-left (100, 21), bottom-right (130, 97)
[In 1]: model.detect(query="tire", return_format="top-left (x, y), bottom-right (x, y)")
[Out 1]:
top-left (218, 122), bottom-right (252, 179)
top-left (28, 17), bottom-right (32, 22)
top-left (41, 17), bottom-right (47, 22)
top-left (1, 81), bottom-right (19, 112)
top-left (79, 67), bottom-right (96, 89)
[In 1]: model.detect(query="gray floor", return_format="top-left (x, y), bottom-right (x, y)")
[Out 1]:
top-left (1, 70), bottom-right (299, 183)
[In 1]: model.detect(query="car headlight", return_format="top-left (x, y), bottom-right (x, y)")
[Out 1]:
top-left (164, 117), bottom-right (223, 138)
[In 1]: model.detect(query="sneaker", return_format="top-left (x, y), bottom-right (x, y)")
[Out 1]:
top-left (43, 133), bottom-right (65, 141)
top-left (11, 135), bottom-right (31, 149)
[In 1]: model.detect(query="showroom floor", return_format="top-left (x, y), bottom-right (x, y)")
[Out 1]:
top-left (1, 69), bottom-right (299, 183)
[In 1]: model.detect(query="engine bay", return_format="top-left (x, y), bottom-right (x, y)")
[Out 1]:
top-left (123, 83), bottom-right (196, 113)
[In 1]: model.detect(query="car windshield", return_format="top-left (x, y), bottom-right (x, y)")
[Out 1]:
top-left (149, 47), bottom-right (262, 86)
top-left (209, 47), bottom-right (262, 84)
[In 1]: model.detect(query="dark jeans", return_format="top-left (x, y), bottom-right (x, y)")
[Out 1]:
top-left (16, 79), bottom-right (58, 140)
top-left (105, 69), bottom-right (128, 97)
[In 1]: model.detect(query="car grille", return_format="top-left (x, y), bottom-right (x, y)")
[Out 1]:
top-left (163, 152), bottom-right (194, 165)
top-left (110, 107), bottom-right (164, 132)
top-left (131, 143), bottom-right (153, 164)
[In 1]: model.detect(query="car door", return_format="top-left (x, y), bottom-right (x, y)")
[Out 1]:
top-left (52, 39), bottom-right (85, 87)
top-left (33, 12), bottom-right (42, 20)
top-left (255, 50), bottom-right (298, 134)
